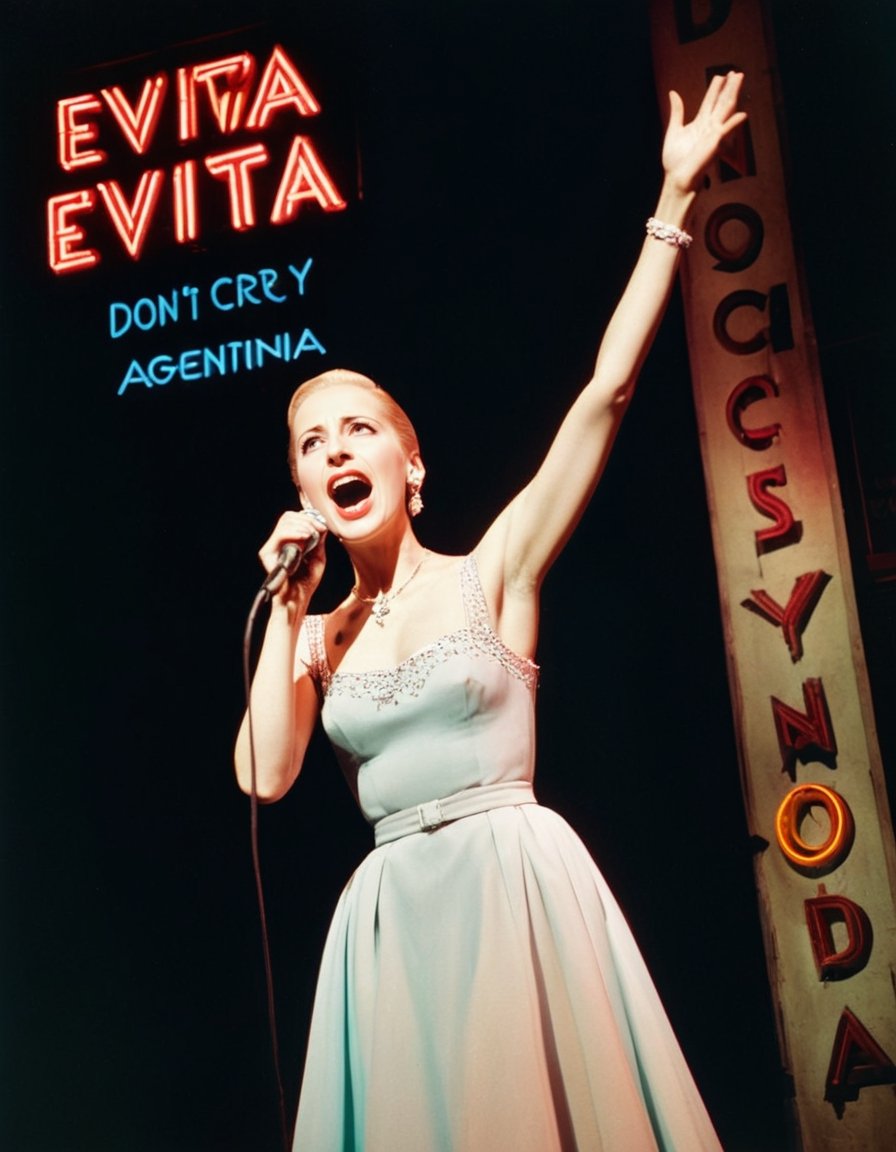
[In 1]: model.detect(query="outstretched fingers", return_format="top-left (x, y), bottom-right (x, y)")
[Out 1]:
top-left (694, 72), bottom-right (747, 148)
top-left (662, 71), bottom-right (747, 191)
top-left (701, 72), bottom-right (728, 116)
top-left (708, 71), bottom-right (746, 129)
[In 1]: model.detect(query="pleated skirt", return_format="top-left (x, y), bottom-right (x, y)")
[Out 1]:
top-left (292, 804), bottom-right (722, 1152)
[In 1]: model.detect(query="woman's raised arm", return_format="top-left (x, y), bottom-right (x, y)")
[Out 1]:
top-left (479, 72), bottom-right (746, 627)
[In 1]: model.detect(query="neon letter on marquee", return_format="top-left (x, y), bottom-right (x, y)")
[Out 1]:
top-left (245, 45), bottom-right (321, 129)
top-left (57, 95), bottom-right (105, 171)
top-left (775, 783), bottom-right (854, 875)
top-left (172, 160), bottom-right (199, 243)
top-left (726, 374), bottom-right (781, 450)
top-left (100, 76), bottom-right (168, 154)
top-left (204, 145), bottom-right (269, 230)
top-left (97, 171), bottom-right (165, 259)
top-left (713, 289), bottom-right (767, 355)
top-left (824, 1009), bottom-right (896, 1116)
top-left (741, 570), bottom-right (831, 662)
top-left (705, 203), bottom-right (763, 273)
top-left (47, 190), bottom-right (99, 273)
top-left (177, 54), bottom-right (256, 140)
top-left (771, 678), bottom-right (837, 779)
top-left (713, 285), bottom-right (794, 356)
top-left (672, 0), bottom-right (733, 44)
top-left (747, 465), bottom-right (802, 555)
top-left (271, 136), bottom-right (347, 223)
top-left (805, 887), bottom-right (873, 980)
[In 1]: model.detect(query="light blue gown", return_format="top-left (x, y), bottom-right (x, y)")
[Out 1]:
top-left (292, 555), bottom-right (722, 1152)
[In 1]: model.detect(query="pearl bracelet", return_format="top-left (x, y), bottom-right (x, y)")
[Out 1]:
top-left (646, 216), bottom-right (693, 249)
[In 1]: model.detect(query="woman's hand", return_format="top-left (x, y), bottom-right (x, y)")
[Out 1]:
top-left (259, 508), bottom-right (328, 609)
top-left (662, 71), bottom-right (747, 195)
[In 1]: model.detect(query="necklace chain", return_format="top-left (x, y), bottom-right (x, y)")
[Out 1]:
top-left (351, 550), bottom-right (429, 626)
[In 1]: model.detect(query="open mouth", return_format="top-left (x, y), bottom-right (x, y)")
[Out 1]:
top-left (329, 474), bottom-right (373, 510)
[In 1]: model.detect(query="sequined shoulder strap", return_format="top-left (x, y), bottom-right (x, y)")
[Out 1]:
top-left (460, 553), bottom-right (490, 633)
top-left (460, 553), bottom-right (539, 690)
top-left (301, 615), bottom-right (331, 693)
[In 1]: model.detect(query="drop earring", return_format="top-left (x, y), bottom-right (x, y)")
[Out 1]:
top-left (407, 470), bottom-right (424, 517)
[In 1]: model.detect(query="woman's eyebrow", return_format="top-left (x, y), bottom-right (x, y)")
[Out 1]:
top-left (298, 413), bottom-right (382, 437)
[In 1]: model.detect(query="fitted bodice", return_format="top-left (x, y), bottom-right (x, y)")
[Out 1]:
top-left (303, 554), bottom-right (538, 824)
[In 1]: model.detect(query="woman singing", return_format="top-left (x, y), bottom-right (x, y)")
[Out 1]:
top-left (236, 71), bottom-right (746, 1152)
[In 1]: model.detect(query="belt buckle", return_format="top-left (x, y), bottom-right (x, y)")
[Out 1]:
top-left (416, 798), bottom-right (444, 832)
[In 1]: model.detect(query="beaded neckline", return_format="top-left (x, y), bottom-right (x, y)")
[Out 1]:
top-left (305, 554), bottom-right (538, 706)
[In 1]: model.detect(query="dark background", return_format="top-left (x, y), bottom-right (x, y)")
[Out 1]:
top-left (2, 2), bottom-right (893, 1150)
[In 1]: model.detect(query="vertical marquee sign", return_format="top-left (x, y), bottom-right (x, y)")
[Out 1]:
top-left (650, 1), bottom-right (896, 1148)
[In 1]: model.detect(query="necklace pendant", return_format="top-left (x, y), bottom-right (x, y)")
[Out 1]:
top-left (351, 549), bottom-right (429, 626)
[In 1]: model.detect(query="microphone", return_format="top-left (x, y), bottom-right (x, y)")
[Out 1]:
top-left (261, 528), bottom-right (320, 596)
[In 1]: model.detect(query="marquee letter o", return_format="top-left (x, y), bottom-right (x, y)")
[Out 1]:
top-left (775, 784), bottom-right (854, 875)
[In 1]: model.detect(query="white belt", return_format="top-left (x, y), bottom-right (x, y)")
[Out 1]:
top-left (373, 781), bottom-right (537, 847)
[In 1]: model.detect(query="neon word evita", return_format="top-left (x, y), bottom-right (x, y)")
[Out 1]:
top-left (48, 45), bottom-right (347, 274)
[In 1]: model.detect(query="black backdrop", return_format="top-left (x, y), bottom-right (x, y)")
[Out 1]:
top-left (3, 3), bottom-right (892, 1150)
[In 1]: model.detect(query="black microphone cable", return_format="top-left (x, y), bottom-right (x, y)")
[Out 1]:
top-left (241, 576), bottom-right (293, 1152)
top-left (241, 525), bottom-right (323, 1152)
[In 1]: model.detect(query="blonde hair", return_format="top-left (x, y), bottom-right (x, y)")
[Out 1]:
top-left (286, 369), bottom-right (420, 488)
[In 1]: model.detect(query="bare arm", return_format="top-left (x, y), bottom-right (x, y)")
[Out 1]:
top-left (477, 73), bottom-right (747, 650)
top-left (234, 511), bottom-right (327, 801)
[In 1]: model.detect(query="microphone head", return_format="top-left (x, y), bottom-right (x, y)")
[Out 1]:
top-left (280, 527), bottom-right (321, 574)
top-left (261, 517), bottom-right (325, 597)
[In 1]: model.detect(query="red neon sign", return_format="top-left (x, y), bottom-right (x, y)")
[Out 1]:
top-left (47, 44), bottom-right (347, 273)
